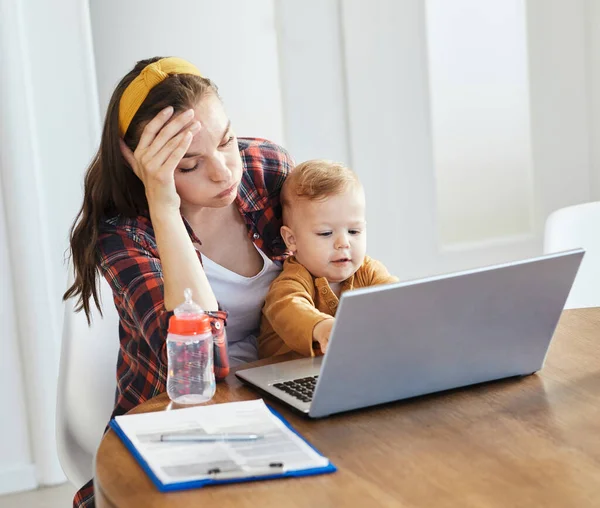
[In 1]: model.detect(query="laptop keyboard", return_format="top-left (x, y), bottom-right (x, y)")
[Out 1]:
top-left (272, 376), bottom-right (318, 403)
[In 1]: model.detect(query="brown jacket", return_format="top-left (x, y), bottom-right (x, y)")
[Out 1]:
top-left (258, 255), bottom-right (398, 358)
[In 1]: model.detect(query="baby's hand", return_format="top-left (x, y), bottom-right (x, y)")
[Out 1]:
top-left (312, 318), bottom-right (335, 354)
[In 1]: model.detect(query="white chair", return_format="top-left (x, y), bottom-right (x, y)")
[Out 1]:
top-left (544, 201), bottom-right (600, 309)
top-left (56, 271), bottom-right (120, 488)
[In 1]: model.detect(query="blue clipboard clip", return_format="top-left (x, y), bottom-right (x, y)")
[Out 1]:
top-left (206, 462), bottom-right (285, 480)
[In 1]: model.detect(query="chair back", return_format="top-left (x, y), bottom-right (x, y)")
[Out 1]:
top-left (56, 272), bottom-right (120, 487)
top-left (544, 202), bottom-right (600, 308)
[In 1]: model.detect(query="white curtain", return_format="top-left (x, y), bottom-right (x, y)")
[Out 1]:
top-left (0, 0), bottom-right (99, 493)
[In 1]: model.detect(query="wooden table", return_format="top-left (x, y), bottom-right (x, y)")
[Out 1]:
top-left (95, 308), bottom-right (600, 508)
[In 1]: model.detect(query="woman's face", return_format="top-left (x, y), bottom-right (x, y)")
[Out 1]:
top-left (174, 94), bottom-right (243, 209)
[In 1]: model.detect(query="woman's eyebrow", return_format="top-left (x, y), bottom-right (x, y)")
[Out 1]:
top-left (182, 120), bottom-right (232, 159)
top-left (219, 120), bottom-right (232, 140)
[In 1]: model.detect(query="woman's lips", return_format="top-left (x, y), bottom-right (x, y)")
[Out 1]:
top-left (216, 183), bottom-right (236, 198)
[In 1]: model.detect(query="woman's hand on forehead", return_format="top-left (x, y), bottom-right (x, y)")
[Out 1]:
top-left (120, 106), bottom-right (202, 209)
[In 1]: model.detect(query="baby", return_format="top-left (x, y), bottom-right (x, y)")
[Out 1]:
top-left (258, 159), bottom-right (398, 357)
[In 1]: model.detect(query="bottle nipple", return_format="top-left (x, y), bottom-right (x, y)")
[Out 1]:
top-left (173, 288), bottom-right (204, 318)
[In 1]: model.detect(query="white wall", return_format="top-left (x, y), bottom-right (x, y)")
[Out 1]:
top-left (340, 0), bottom-right (439, 279)
top-left (427, 0), bottom-right (534, 245)
top-left (275, 0), bottom-right (596, 281)
top-left (89, 0), bottom-right (286, 146)
top-left (526, 0), bottom-right (592, 221)
top-left (587, 0), bottom-right (600, 200)
top-left (275, 0), bottom-right (350, 163)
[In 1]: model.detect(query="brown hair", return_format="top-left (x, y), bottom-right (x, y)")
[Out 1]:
top-left (281, 159), bottom-right (361, 218)
top-left (64, 56), bottom-right (218, 322)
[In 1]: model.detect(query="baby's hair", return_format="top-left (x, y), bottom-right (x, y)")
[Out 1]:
top-left (281, 159), bottom-right (361, 216)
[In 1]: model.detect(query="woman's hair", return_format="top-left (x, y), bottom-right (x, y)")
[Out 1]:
top-left (64, 57), bottom-right (218, 322)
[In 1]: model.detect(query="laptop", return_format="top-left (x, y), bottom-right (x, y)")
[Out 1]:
top-left (236, 249), bottom-right (584, 418)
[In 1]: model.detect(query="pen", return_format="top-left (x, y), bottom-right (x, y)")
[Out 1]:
top-left (159, 433), bottom-right (263, 443)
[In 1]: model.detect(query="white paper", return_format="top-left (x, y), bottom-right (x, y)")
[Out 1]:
top-left (114, 399), bottom-right (329, 485)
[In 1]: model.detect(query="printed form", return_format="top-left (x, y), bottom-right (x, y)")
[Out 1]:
top-left (113, 399), bottom-right (330, 484)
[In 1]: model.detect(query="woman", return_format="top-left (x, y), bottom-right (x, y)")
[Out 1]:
top-left (65, 56), bottom-right (294, 507)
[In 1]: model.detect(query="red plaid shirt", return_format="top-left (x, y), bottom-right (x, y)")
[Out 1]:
top-left (74, 138), bottom-right (293, 508)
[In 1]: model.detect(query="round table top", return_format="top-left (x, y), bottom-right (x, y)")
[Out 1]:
top-left (95, 308), bottom-right (600, 508)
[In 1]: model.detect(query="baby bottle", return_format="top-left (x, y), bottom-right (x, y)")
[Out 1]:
top-left (166, 289), bottom-right (216, 404)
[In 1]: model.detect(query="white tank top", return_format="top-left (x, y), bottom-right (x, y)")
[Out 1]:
top-left (201, 245), bottom-right (281, 366)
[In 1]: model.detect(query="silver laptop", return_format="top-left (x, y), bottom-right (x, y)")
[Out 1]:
top-left (236, 249), bottom-right (584, 418)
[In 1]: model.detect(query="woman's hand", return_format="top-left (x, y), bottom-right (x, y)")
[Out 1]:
top-left (313, 318), bottom-right (335, 354)
top-left (119, 106), bottom-right (201, 211)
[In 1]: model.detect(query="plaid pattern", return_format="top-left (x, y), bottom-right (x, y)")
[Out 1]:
top-left (73, 138), bottom-right (293, 508)
top-left (236, 138), bottom-right (292, 261)
top-left (73, 480), bottom-right (94, 508)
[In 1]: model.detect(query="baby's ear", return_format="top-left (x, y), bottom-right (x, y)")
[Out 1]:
top-left (280, 226), bottom-right (297, 252)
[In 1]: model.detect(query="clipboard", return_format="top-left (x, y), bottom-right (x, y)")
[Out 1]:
top-left (109, 400), bottom-right (336, 492)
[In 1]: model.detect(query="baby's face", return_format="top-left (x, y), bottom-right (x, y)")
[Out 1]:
top-left (285, 186), bottom-right (367, 283)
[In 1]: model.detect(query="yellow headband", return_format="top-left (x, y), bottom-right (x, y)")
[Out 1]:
top-left (118, 57), bottom-right (203, 136)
